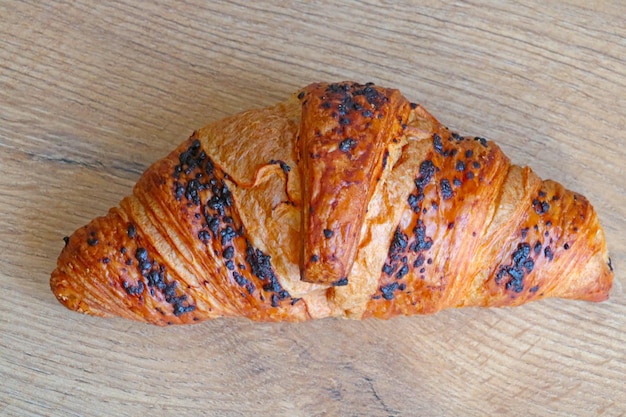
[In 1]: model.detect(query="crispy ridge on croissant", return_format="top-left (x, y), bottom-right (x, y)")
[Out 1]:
top-left (51, 81), bottom-right (614, 325)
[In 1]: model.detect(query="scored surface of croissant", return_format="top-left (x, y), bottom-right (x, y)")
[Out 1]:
top-left (51, 81), bottom-right (614, 325)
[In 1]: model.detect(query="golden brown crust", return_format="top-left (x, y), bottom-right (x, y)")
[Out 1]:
top-left (50, 81), bottom-right (614, 325)
top-left (298, 82), bottom-right (411, 285)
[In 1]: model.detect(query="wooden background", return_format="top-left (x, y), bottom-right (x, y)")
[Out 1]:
top-left (1, 1), bottom-right (625, 416)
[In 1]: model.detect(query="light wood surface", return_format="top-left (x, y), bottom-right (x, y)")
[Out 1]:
top-left (1, 1), bottom-right (625, 416)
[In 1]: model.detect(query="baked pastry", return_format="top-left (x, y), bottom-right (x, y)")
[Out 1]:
top-left (50, 81), bottom-right (614, 325)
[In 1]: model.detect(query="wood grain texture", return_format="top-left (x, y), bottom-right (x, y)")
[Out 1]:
top-left (1, 1), bottom-right (624, 416)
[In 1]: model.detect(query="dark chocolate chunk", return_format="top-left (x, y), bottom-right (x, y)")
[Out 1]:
top-left (207, 216), bottom-right (220, 236)
top-left (389, 228), bottom-right (409, 255)
top-left (475, 136), bottom-right (488, 147)
top-left (415, 160), bottom-right (435, 187)
top-left (332, 277), bottom-right (349, 286)
top-left (174, 183), bottom-right (184, 200)
top-left (269, 159), bottom-right (291, 174)
top-left (338, 138), bottom-right (358, 152)
top-left (382, 150), bottom-right (389, 169)
top-left (220, 226), bottom-right (237, 245)
top-left (440, 179), bottom-right (453, 200)
top-left (233, 272), bottom-right (250, 287)
top-left (512, 243), bottom-right (531, 266)
top-left (380, 282), bottom-right (399, 300)
top-left (147, 270), bottom-right (166, 290)
top-left (413, 220), bottom-right (433, 251)
top-left (382, 263), bottom-right (395, 275)
top-left (135, 247), bottom-right (148, 262)
top-left (122, 280), bottom-right (144, 296)
top-left (533, 199), bottom-right (550, 215)
top-left (271, 294), bottom-right (280, 308)
top-left (395, 264), bottom-right (409, 279)
top-left (433, 133), bottom-right (444, 155)
top-left (223, 246), bottom-right (234, 259)
top-left (198, 230), bottom-right (210, 243)
top-left (544, 246), bottom-right (554, 261)
top-left (523, 258), bottom-right (534, 273)
top-left (408, 193), bottom-right (422, 213)
top-left (173, 303), bottom-right (196, 316)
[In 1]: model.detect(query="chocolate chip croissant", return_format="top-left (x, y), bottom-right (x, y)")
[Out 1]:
top-left (51, 81), bottom-right (614, 325)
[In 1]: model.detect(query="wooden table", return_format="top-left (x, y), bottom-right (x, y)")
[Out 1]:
top-left (2, 1), bottom-right (625, 416)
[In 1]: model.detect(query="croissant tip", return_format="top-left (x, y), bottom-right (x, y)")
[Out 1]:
top-left (50, 270), bottom-right (84, 314)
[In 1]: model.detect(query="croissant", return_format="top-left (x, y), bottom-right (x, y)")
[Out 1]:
top-left (51, 81), bottom-right (614, 325)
